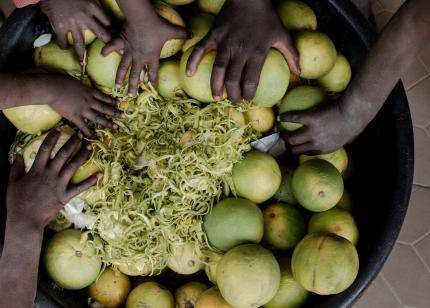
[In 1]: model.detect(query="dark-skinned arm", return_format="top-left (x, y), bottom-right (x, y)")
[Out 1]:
top-left (0, 130), bottom-right (100, 308)
top-left (281, 0), bottom-right (430, 154)
top-left (102, 0), bottom-right (188, 96)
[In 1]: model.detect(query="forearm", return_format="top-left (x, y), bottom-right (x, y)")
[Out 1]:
top-left (0, 219), bottom-right (43, 308)
top-left (341, 0), bottom-right (430, 133)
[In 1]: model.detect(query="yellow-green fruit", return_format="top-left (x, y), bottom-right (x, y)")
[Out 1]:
top-left (195, 287), bottom-right (232, 308)
top-left (183, 13), bottom-right (215, 51)
top-left (87, 39), bottom-right (122, 91)
top-left (252, 50), bottom-right (290, 107)
top-left (88, 268), bottom-right (131, 308)
top-left (292, 159), bottom-right (344, 212)
top-left (273, 170), bottom-right (297, 205)
top-left (175, 282), bottom-right (208, 308)
top-left (232, 151), bottom-right (282, 203)
top-left (291, 233), bottom-right (359, 295)
top-left (67, 29), bottom-right (97, 45)
top-left (157, 60), bottom-right (181, 98)
top-left (308, 208), bottom-right (359, 245)
top-left (217, 244), bottom-right (280, 307)
top-left (34, 41), bottom-right (81, 77)
top-left (263, 203), bottom-right (306, 251)
top-left (203, 250), bottom-right (223, 284)
top-left (114, 255), bottom-right (153, 276)
top-left (278, 0), bottom-right (317, 31)
top-left (336, 190), bottom-right (352, 211)
top-left (318, 53), bottom-right (352, 92)
top-left (3, 105), bottom-right (61, 134)
top-left (164, 0), bottom-right (195, 5)
top-left (244, 107), bottom-right (275, 133)
top-left (71, 160), bottom-right (100, 184)
top-left (44, 229), bottom-right (101, 290)
top-left (204, 198), bottom-right (264, 252)
top-left (154, 2), bottom-right (186, 59)
top-left (265, 257), bottom-right (309, 308)
top-left (197, 0), bottom-right (226, 14)
top-left (279, 85), bottom-right (325, 131)
top-left (229, 107), bottom-right (246, 126)
top-left (167, 242), bottom-right (204, 274)
top-left (126, 282), bottom-right (174, 308)
top-left (299, 147), bottom-right (348, 174)
top-left (101, 0), bottom-right (125, 20)
top-left (296, 31), bottom-right (337, 79)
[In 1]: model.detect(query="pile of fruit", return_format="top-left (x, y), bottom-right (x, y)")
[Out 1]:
top-left (5, 0), bottom-right (359, 307)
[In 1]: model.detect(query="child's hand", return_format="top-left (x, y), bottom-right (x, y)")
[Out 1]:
top-left (43, 75), bottom-right (123, 138)
top-left (102, 1), bottom-right (188, 97)
top-left (186, 0), bottom-right (299, 102)
top-left (6, 130), bottom-right (99, 231)
top-left (40, 0), bottom-right (112, 62)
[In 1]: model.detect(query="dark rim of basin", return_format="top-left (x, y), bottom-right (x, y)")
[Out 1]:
top-left (0, 1), bottom-right (413, 307)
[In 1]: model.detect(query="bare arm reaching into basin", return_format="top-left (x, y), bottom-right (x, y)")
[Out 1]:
top-left (0, 130), bottom-right (99, 308)
top-left (0, 73), bottom-right (123, 137)
top-left (281, 0), bottom-right (430, 154)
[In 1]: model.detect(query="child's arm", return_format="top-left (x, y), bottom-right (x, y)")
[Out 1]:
top-left (281, 0), bottom-right (430, 154)
top-left (0, 73), bottom-right (123, 137)
top-left (0, 130), bottom-right (99, 308)
top-left (102, 0), bottom-right (188, 96)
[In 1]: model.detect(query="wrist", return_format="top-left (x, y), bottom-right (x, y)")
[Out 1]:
top-left (6, 211), bottom-right (45, 234)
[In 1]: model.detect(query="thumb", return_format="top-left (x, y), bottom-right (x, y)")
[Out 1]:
top-left (274, 35), bottom-right (300, 76)
top-left (279, 110), bottom-right (308, 124)
top-left (9, 155), bottom-right (26, 182)
top-left (101, 37), bottom-right (125, 56)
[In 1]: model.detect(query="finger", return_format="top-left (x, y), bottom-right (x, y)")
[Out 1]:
top-left (115, 53), bottom-right (132, 87)
top-left (92, 101), bottom-right (123, 118)
top-left (225, 55), bottom-right (247, 102)
top-left (291, 142), bottom-right (316, 155)
top-left (273, 35), bottom-right (300, 75)
top-left (33, 130), bottom-right (61, 169)
top-left (242, 51), bottom-right (268, 101)
top-left (60, 144), bottom-right (91, 182)
top-left (72, 28), bottom-right (86, 62)
top-left (128, 60), bottom-right (144, 96)
top-left (93, 90), bottom-right (118, 106)
top-left (281, 128), bottom-right (310, 146)
top-left (9, 155), bottom-right (25, 182)
top-left (279, 110), bottom-right (308, 124)
top-left (83, 110), bottom-right (118, 130)
top-left (50, 134), bottom-right (81, 172)
top-left (90, 2), bottom-right (111, 27)
top-left (65, 174), bottom-right (100, 200)
top-left (186, 36), bottom-right (217, 76)
top-left (169, 24), bottom-right (189, 40)
top-left (210, 48), bottom-right (230, 100)
top-left (87, 18), bottom-right (112, 44)
top-left (101, 37), bottom-right (124, 56)
top-left (75, 118), bottom-right (95, 138)
top-left (148, 59), bottom-right (160, 87)
top-left (56, 27), bottom-right (68, 49)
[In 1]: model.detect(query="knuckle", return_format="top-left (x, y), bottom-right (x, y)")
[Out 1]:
top-left (225, 78), bottom-right (240, 87)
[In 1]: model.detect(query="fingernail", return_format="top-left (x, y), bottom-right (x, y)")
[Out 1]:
top-left (277, 115), bottom-right (281, 121)
top-left (115, 84), bottom-right (121, 89)
top-left (186, 69), bottom-right (192, 76)
top-left (128, 93), bottom-right (135, 97)
top-left (214, 96), bottom-right (220, 101)
top-left (113, 124), bottom-right (118, 129)
top-left (121, 113), bottom-right (125, 118)
top-left (78, 132), bottom-right (83, 139)
top-left (97, 173), bottom-right (103, 180)
top-left (86, 144), bottom-right (92, 150)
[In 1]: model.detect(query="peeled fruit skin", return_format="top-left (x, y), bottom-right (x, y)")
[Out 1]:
top-left (263, 203), bottom-right (306, 251)
top-left (308, 208), bottom-right (359, 245)
top-left (67, 29), bottom-right (97, 45)
top-left (217, 244), bottom-right (280, 308)
top-left (115, 255), bottom-right (153, 276)
top-left (88, 268), bottom-right (131, 308)
top-left (204, 198), bottom-right (264, 252)
top-left (291, 233), bottom-right (359, 295)
top-left (273, 170), bottom-right (297, 205)
top-left (252, 49), bottom-right (291, 107)
top-left (157, 60), bottom-right (181, 98)
top-left (203, 250), bottom-right (223, 284)
top-left (175, 282), bottom-right (208, 308)
top-left (3, 105), bottom-right (61, 134)
top-left (244, 107), bottom-right (275, 133)
top-left (278, 0), bottom-right (317, 31)
top-left (183, 13), bottom-right (215, 51)
top-left (279, 85), bottom-right (325, 131)
top-left (44, 229), bottom-right (101, 290)
top-left (197, 0), bottom-right (226, 14)
top-left (318, 53), bottom-right (352, 92)
top-left (296, 31), bottom-right (337, 79)
top-left (167, 242), bottom-right (204, 274)
top-left (292, 159), bottom-right (344, 212)
top-left (195, 287), bottom-right (232, 308)
top-left (232, 151), bottom-right (282, 203)
top-left (265, 257), bottom-right (309, 308)
top-left (299, 147), bottom-right (349, 174)
top-left (126, 281), bottom-right (174, 308)
top-left (35, 41), bottom-right (81, 77)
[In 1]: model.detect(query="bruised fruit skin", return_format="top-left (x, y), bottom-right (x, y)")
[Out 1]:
top-left (299, 147), bottom-right (349, 174)
top-left (195, 287), bottom-right (232, 308)
top-left (216, 244), bottom-right (280, 308)
top-left (88, 267), bottom-right (131, 308)
top-left (265, 256), bottom-right (309, 308)
top-left (292, 233), bottom-right (359, 295)
top-left (126, 281), bottom-right (174, 308)
top-left (244, 107), bottom-right (275, 133)
top-left (292, 159), bottom-right (344, 212)
top-left (308, 208), bottom-right (359, 245)
top-left (263, 203), bottom-right (306, 251)
top-left (278, 0), bottom-right (317, 31)
top-left (175, 281), bottom-right (208, 308)
top-left (318, 53), bottom-right (352, 93)
top-left (204, 198), bottom-right (264, 252)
